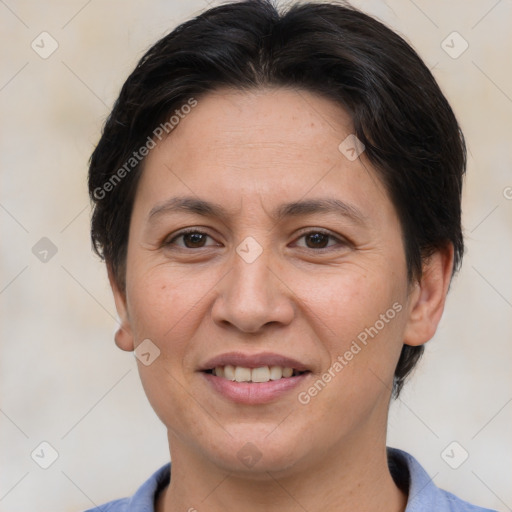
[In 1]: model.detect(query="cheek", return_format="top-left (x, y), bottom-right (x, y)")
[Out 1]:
top-left (292, 262), bottom-right (405, 338)
top-left (289, 260), bottom-right (408, 399)
top-left (126, 264), bottom-right (213, 345)
top-left (124, 266), bottom-right (213, 429)
top-left (291, 267), bottom-right (407, 423)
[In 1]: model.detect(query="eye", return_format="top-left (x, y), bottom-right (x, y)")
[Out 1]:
top-left (293, 230), bottom-right (344, 250)
top-left (165, 229), bottom-right (220, 249)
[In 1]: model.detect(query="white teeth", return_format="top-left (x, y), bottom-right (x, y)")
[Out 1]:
top-left (224, 364), bottom-right (235, 381)
top-left (251, 366), bottom-right (270, 382)
top-left (234, 366), bottom-right (252, 382)
top-left (282, 367), bottom-right (293, 378)
top-left (212, 365), bottom-right (298, 382)
top-left (269, 366), bottom-right (283, 380)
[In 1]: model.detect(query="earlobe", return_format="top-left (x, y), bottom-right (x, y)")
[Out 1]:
top-left (114, 325), bottom-right (134, 352)
top-left (403, 245), bottom-right (455, 347)
top-left (107, 266), bottom-right (135, 352)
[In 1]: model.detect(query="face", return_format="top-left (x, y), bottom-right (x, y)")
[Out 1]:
top-left (111, 87), bottom-right (445, 476)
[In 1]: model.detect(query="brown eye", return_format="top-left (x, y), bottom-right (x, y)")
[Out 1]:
top-left (182, 232), bottom-right (207, 248)
top-left (166, 230), bottom-right (218, 249)
top-left (304, 232), bottom-right (330, 248)
top-left (295, 230), bottom-right (342, 250)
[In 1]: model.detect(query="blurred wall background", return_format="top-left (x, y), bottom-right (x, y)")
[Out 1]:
top-left (1, 0), bottom-right (511, 510)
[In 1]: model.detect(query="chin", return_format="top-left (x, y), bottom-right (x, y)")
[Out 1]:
top-left (202, 426), bottom-right (310, 477)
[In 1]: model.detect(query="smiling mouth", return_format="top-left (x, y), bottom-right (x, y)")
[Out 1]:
top-left (203, 365), bottom-right (309, 383)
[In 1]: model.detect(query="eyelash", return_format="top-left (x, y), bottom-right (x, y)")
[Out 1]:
top-left (165, 229), bottom-right (215, 249)
top-left (164, 228), bottom-right (347, 252)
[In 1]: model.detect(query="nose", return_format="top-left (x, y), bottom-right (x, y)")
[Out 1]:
top-left (211, 247), bottom-right (295, 334)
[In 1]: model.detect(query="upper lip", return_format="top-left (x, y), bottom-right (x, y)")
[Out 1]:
top-left (199, 352), bottom-right (310, 372)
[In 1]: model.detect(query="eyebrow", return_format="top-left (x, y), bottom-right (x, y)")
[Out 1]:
top-left (148, 196), bottom-right (226, 221)
top-left (275, 198), bottom-right (366, 224)
top-left (147, 196), bottom-right (367, 225)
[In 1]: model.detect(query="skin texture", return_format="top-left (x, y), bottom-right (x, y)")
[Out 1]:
top-left (109, 87), bottom-right (454, 512)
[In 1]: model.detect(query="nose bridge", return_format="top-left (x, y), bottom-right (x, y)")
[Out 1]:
top-left (232, 243), bottom-right (272, 300)
top-left (211, 239), bottom-right (294, 333)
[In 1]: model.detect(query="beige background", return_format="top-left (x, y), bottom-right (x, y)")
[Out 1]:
top-left (1, 0), bottom-right (511, 511)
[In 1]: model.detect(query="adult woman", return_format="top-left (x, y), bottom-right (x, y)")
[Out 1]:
top-left (86, 1), bottom-right (496, 511)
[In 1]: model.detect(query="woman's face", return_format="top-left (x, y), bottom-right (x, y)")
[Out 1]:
top-left (114, 87), bottom-right (420, 475)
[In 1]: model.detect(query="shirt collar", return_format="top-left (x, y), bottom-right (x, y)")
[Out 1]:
top-left (120, 448), bottom-right (491, 512)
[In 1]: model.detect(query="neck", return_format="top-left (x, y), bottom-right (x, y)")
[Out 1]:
top-left (157, 432), bottom-right (407, 512)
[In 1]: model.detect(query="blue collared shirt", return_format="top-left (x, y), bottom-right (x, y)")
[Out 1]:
top-left (84, 448), bottom-right (497, 511)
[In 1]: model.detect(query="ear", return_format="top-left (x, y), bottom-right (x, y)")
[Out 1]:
top-left (403, 244), bottom-right (454, 347)
top-left (107, 266), bottom-right (135, 352)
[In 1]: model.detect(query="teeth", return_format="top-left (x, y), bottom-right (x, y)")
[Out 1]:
top-left (282, 367), bottom-right (293, 378)
top-left (212, 365), bottom-right (298, 382)
top-left (269, 366), bottom-right (283, 380)
top-left (251, 366), bottom-right (270, 382)
top-left (234, 366), bottom-right (251, 382)
top-left (224, 365), bottom-right (235, 381)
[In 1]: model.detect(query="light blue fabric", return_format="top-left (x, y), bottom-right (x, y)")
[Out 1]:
top-left (392, 449), bottom-right (497, 512)
top-left (83, 448), bottom-right (497, 511)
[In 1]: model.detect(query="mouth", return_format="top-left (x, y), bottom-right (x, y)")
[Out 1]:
top-left (199, 352), bottom-right (312, 404)
top-left (203, 365), bottom-right (309, 382)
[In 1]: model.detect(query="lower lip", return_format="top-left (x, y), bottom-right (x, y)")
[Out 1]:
top-left (201, 372), bottom-right (310, 404)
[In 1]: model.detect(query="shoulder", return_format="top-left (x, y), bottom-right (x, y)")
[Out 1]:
top-left (387, 448), bottom-right (498, 512)
top-left (81, 463), bottom-right (171, 512)
top-left (437, 489), bottom-right (498, 512)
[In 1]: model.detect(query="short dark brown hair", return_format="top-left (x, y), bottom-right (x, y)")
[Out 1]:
top-left (88, 0), bottom-right (466, 396)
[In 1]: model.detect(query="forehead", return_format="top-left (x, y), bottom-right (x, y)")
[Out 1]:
top-left (134, 87), bottom-right (393, 224)
top-left (165, 86), bottom-right (353, 164)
